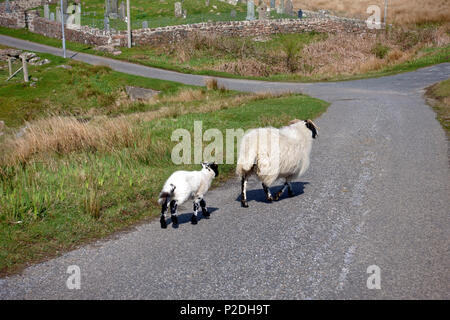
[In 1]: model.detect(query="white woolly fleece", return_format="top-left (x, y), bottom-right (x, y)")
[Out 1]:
top-left (236, 120), bottom-right (314, 186)
top-left (158, 167), bottom-right (216, 205)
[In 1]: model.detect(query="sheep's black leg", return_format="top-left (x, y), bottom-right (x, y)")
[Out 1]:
top-left (200, 198), bottom-right (210, 218)
top-left (274, 183), bottom-right (288, 201)
top-left (192, 200), bottom-right (199, 225)
top-left (170, 200), bottom-right (178, 226)
top-left (241, 176), bottom-right (249, 208)
top-left (287, 182), bottom-right (294, 197)
top-left (262, 183), bottom-right (274, 202)
top-left (160, 198), bottom-right (168, 229)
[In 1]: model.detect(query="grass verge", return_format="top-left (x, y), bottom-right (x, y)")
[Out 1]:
top-left (425, 78), bottom-right (450, 135)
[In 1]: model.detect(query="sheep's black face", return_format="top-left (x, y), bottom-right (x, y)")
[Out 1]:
top-left (305, 120), bottom-right (318, 139)
top-left (209, 163), bottom-right (219, 177)
top-left (202, 162), bottom-right (219, 177)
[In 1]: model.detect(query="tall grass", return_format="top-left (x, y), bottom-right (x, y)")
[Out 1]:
top-left (160, 27), bottom-right (449, 78)
top-left (0, 86), bottom-right (280, 168)
top-left (0, 116), bottom-right (140, 166)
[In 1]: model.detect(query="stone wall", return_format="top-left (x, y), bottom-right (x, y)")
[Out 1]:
top-left (1, 2), bottom-right (373, 48)
top-left (128, 18), bottom-right (369, 47)
top-left (0, 0), bottom-right (42, 29)
top-left (0, 0), bottom-right (43, 10)
top-left (30, 17), bottom-right (113, 46)
top-left (25, 16), bottom-right (370, 48)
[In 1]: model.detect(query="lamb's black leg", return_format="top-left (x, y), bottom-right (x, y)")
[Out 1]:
top-left (262, 183), bottom-right (274, 202)
top-left (192, 201), bottom-right (199, 225)
top-left (241, 176), bottom-right (249, 208)
top-left (170, 200), bottom-right (178, 226)
top-left (160, 198), bottom-right (168, 229)
top-left (200, 198), bottom-right (210, 218)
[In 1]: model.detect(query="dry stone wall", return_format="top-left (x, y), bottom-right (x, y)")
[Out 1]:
top-left (0, 0), bottom-right (43, 28)
top-left (1, 2), bottom-right (373, 48)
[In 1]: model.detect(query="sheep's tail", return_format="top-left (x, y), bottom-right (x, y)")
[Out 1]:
top-left (157, 184), bottom-right (176, 205)
top-left (236, 131), bottom-right (258, 178)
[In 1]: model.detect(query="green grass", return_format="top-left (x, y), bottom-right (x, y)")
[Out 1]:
top-left (425, 78), bottom-right (450, 134)
top-left (37, 0), bottom-right (292, 30)
top-left (0, 50), bottom-right (188, 128)
top-left (0, 47), bottom-right (329, 275)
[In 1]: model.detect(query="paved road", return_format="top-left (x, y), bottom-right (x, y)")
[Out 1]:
top-left (0, 35), bottom-right (449, 299)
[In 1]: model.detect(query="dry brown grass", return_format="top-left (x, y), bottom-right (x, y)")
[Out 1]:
top-left (217, 58), bottom-right (281, 77)
top-left (167, 88), bottom-right (205, 102)
top-left (0, 116), bottom-right (139, 166)
top-left (292, 0), bottom-right (450, 25)
top-left (205, 78), bottom-right (219, 90)
top-left (300, 31), bottom-right (415, 75)
top-left (0, 88), bottom-right (282, 166)
top-left (226, 24), bottom-right (448, 77)
top-left (171, 24), bottom-right (449, 79)
top-left (301, 25), bottom-right (449, 76)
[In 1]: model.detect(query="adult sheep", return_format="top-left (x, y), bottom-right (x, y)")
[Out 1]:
top-left (236, 119), bottom-right (319, 207)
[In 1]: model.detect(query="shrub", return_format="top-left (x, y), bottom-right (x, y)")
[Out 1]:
top-left (371, 43), bottom-right (390, 59)
top-left (279, 35), bottom-right (303, 73)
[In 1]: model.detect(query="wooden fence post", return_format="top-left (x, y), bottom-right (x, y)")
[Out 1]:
top-left (21, 55), bottom-right (29, 82)
top-left (8, 57), bottom-right (12, 77)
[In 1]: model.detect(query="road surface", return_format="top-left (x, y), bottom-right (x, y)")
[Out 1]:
top-left (0, 35), bottom-right (449, 299)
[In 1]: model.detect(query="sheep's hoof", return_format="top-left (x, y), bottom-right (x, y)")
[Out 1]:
top-left (171, 215), bottom-right (179, 226)
top-left (288, 190), bottom-right (294, 197)
top-left (241, 200), bottom-right (249, 208)
top-left (191, 215), bottom-right (198, 225)
top-left (202, 210), bottom-right (210, 219)
top-left (266, 197), bottom-right (274, 203)
top-left (160, 217), bottom-right (167, 229)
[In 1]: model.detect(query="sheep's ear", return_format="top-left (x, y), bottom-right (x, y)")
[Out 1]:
top-left (289, 119), bottom-right (301, 126)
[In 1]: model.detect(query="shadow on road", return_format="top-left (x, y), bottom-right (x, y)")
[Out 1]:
top-left (169, 207), bottom-right (219, 228)
top-left (234, 182), bottom-right (309, 204)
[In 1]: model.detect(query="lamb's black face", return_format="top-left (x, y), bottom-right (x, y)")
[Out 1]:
top-left (305, 120), bottom-right (318, 139)
top-left (202, 162), bottom-right (219, 177)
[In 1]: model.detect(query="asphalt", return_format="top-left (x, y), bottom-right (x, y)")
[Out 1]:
top-left (0, 35), bottom-right (449, 299)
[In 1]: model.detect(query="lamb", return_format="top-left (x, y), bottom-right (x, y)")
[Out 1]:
top-left (158, 162), bottom-right (219, 228)
top-left (236, 119), bottom-right (319, 208)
